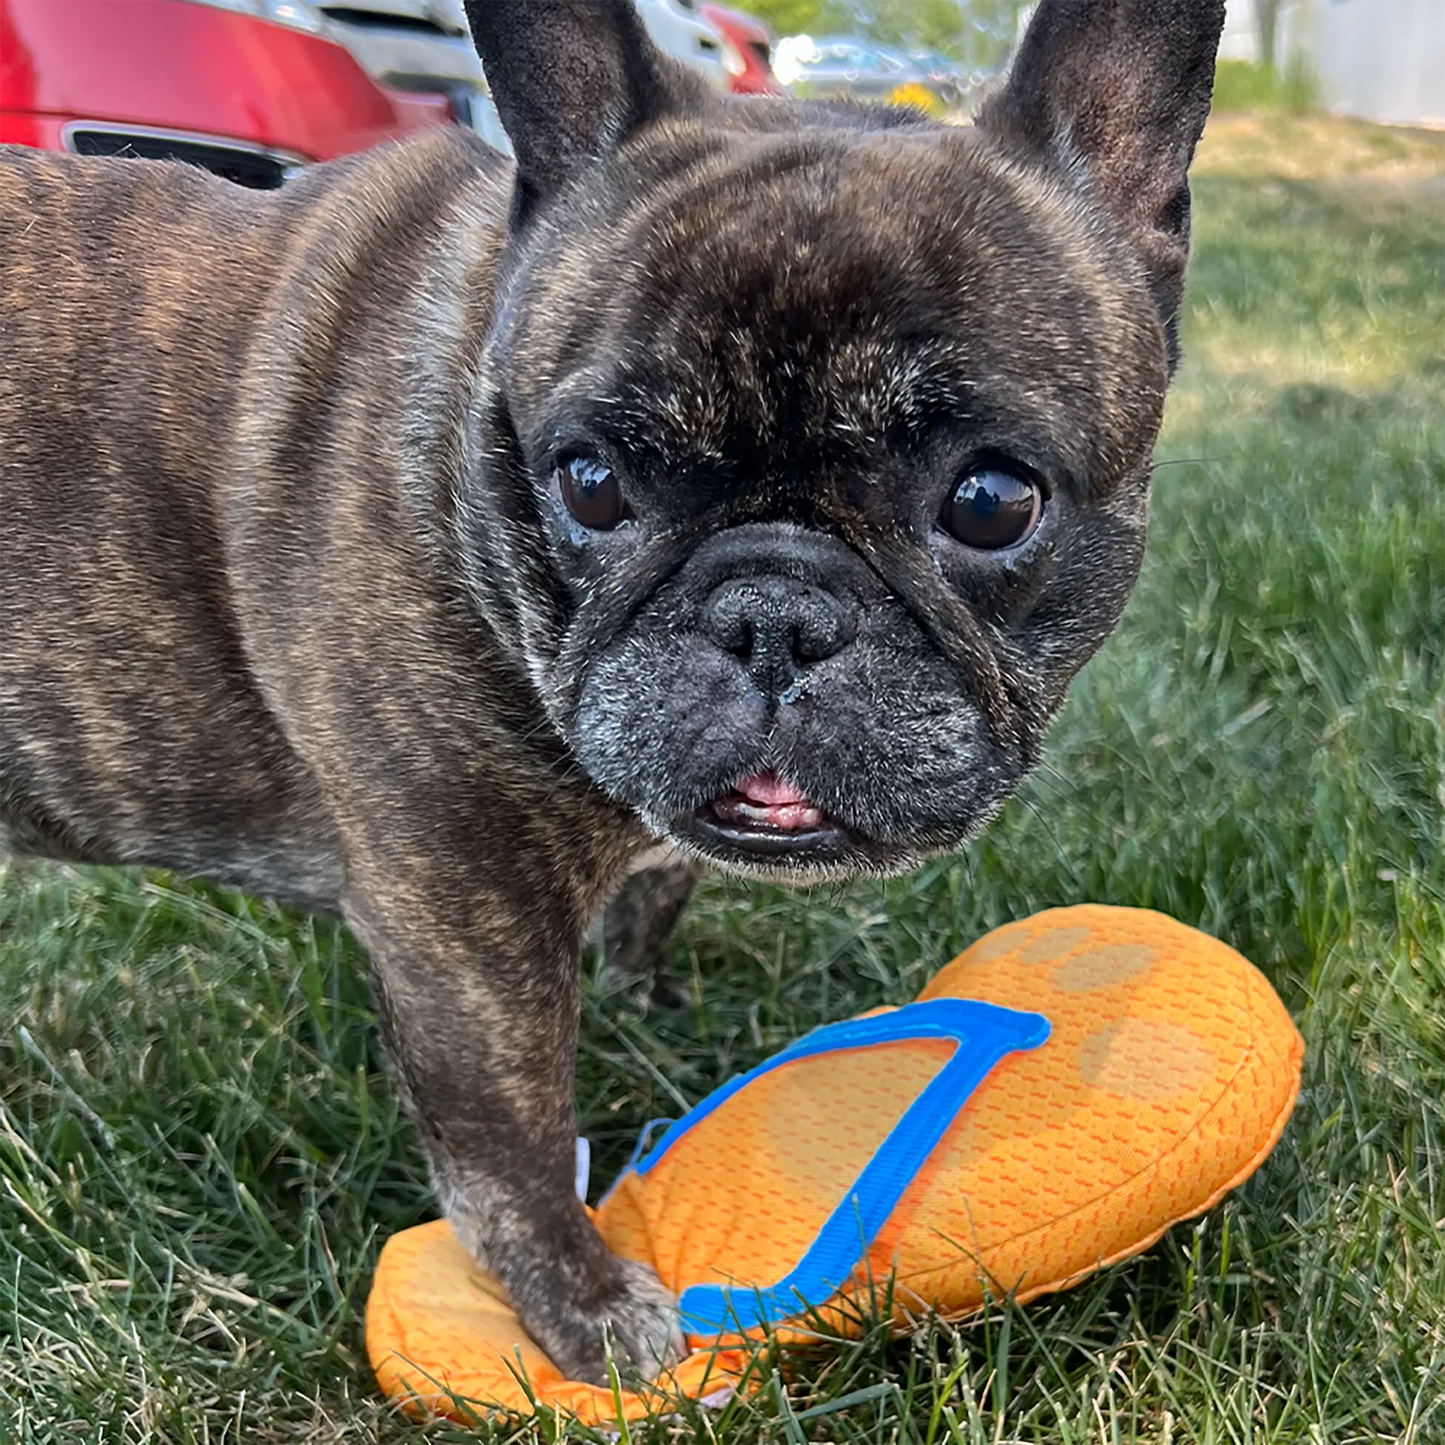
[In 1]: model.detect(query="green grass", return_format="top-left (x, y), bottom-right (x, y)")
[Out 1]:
top-left (3, 117), bottom-right (1444, 1442)
top-left (1210, 59), bottom-right (1320, 117)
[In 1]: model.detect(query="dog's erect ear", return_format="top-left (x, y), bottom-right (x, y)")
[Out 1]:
top-left (463, 0), bottom-right (701, 223)
top-left (976, 0), bottom-right (1225, 357)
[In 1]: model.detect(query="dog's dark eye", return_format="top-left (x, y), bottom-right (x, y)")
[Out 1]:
top-left (558, 455), bottom-right (629, 531)
top-left (939, 466), bottom-right (1042, 550)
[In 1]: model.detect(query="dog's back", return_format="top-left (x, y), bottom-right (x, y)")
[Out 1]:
top-left (0, 133), bottom-right (504, 903)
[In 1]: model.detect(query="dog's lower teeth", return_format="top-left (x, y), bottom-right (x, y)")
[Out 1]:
top-left (717, 799), bottom-right (825, 831)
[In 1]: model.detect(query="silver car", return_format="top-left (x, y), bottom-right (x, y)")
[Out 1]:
top-left (313, 0), bottom-right (728, 156)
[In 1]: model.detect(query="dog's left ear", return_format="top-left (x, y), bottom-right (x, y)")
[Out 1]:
top-left (464, 0), bottom-right (703, 225)
top-left (976, 0), bottom-right (1225, 362)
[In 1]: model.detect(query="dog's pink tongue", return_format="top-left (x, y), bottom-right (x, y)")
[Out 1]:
top-left (717, 772), bottom-right (825, 832)
top-left (735, 771), bottom-right (810, 807)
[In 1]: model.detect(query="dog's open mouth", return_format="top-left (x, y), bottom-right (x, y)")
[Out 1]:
top-left (710, 772), bottom-right (827, 831)
top-left (691, 772), bottom-right (845, 857)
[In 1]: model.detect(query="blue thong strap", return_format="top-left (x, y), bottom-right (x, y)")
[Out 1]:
top-left (609, 997), bottom-right (1050, 1336)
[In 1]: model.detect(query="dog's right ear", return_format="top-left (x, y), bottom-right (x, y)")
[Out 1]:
top-left (463, 0), bottom-right (702, 224)
top-left (975, 0), bottom-right (1225, 366)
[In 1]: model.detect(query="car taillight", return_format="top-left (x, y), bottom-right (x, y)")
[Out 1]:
top-left (177, 0), bottom-right (326, 36)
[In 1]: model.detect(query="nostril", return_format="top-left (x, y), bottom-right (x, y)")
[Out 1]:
top-left (791, 587), bottom-right (850, 663)
top-left (724, 614), bottom-right (753, 660)
top-left (701, 584), bottom-right (757, 659)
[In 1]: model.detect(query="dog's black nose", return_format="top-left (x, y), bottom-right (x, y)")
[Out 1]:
top-left (702, 576), bottom-right (855, 699)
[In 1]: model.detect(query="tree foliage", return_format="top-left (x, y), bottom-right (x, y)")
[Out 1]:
top-left (738, 0), bottom-right (831, 39)
top-left (740, 0), bottom-right (1024, 65)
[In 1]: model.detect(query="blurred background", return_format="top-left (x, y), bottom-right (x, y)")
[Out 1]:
top-left (2, 0), bottom-right (1439, 186)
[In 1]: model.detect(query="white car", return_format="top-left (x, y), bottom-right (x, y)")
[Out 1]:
top-left (636, 0), bottom-right (730, 91)
top-left (307, 0), bottom-right (728, 158)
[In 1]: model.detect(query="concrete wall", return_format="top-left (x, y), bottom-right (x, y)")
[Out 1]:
top-left (1304, 0), bottom-right (1445, 127)
top-left (1219, 0), bottom-right (1263, 63)
top-left (1223, 0), bottom-right (1445, 126)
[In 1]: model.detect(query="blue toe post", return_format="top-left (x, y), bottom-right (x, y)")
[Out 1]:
top-left (608, 997), bottom-right (1051, 1337)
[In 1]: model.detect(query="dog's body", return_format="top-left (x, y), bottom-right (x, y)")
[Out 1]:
top-left (1, 132), bottom-right (534, 908)
top-left (1, 0), bottom-right (1225, 1383)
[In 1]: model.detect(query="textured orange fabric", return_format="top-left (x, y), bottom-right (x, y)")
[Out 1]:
top-left (366, 1218), bottom-right (747, 1425)
top-left (366, 905), bottom-right (1303, 1424)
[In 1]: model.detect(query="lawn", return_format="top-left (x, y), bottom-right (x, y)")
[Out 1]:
top-left (2, 112), bottom-right (1443, 1443)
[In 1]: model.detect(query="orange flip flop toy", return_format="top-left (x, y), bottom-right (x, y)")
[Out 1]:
top-left (367, 905), bottom-right (1303, 1426)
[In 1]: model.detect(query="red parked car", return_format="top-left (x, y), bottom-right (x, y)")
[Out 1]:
top-left (0, 0), bottom-right (449, 187)
top-left (700, 3), bottom-right (783, 97)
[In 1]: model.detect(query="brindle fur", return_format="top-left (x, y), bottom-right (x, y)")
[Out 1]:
top-left (0, 0), bottom-right (1225, 1384)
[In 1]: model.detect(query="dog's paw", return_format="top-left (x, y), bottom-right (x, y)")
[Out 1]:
top-left (552, 1256), bottom-right (684, 1386)
top-left (441, 1183), bottom-right (683, 1387)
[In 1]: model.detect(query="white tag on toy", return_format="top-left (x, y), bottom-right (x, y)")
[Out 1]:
top-left (574, 1137), bottom-right (591, 1201)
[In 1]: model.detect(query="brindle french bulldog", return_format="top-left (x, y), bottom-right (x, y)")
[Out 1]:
top-left (0, 0), bottom-right (1225, 1384)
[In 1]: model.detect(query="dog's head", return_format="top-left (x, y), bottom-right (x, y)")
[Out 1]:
top-left (457, 0), bottom-right (1224, 880)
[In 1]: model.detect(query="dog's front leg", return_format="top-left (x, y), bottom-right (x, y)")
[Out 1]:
top-left (342, 860), bottom-right (681, 1385)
